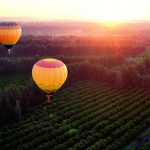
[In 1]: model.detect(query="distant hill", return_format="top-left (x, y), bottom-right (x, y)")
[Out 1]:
top-left (1, 17), bottom-right (150, 36)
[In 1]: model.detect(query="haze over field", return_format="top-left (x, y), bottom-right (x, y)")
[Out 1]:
top-left (0, 19), bottom-right (150, 37)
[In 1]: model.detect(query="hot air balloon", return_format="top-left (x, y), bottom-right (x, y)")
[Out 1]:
top-left (32, 58), bottom-right (68, 103)
top-left (0, 22), bottom-right (22, 54)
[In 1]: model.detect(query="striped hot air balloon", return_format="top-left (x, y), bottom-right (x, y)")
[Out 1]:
top-left (0, 22), bottom-right (22, 54)
top-left (32, 58), bottom-right (68, 102)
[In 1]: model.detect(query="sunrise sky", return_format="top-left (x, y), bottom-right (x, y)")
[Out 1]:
top-left (0, 0), bottom-right (150, 22)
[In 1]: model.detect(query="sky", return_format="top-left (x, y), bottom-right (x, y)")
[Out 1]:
top-left (0, 0), bottom-right (150, 22)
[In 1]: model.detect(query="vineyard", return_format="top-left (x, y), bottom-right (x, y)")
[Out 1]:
top-left (0, 80), bottom-right (150, 150)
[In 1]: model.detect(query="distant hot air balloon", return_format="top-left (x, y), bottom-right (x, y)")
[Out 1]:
top-left (0, 22), bottom-right (22, 54)
top-left (32, 58), bottom-right (68, 103)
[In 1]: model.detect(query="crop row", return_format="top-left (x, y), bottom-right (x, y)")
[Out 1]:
top-left (0, 81), bottom-right (149, 150)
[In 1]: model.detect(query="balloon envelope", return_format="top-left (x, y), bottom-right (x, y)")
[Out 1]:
top-left (0, 22), bottom-right (22, 48)
top-left (32, 58), bottom-right (68, 95)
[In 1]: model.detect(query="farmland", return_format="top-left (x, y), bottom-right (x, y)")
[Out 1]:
top-left (0, 75), bottom-right (31, 90)
top-left (0, 80), bottom-right (149, 150)
top-left (0, 33), bottom-right (149, 149)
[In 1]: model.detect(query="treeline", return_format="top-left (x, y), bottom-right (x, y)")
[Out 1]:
top-left (67, 56), bottom-right (150, 90)
top-left (0, 54), bottom-right (149, 90)
top-left (0, 56), bottom-right (40, 75)
top-left (0, 35), bottom-right (145, 57)
top-left (0, 55), bottom-right (124, 75)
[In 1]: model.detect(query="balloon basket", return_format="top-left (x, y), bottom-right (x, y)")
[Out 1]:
top-left (8, 49), bottom-right (11, 55)
top-left (46, 94), bottom-right (52, 103)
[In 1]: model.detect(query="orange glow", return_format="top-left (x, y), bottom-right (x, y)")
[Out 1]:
top-left (0, 0), bottom-right (149, 22)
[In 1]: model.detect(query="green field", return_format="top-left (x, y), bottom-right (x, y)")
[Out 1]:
top-left (0, 75), bottom-right (31, 90)
top-left (0, 80), bottom-right (149, 150)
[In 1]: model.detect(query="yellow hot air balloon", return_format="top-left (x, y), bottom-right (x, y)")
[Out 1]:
top-left (32, 58), bottom-right (68, 102)
top-left (0, 22), bottom-right (22, 54)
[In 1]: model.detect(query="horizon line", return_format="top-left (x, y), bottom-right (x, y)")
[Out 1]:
top-left (0, 16), bottom-right (150, 23)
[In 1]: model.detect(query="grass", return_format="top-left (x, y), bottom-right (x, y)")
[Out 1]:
top-left (0, 75), bottom-right (31, 90)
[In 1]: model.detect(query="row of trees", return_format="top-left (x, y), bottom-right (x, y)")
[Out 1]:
top-left (67, 56), bottom-right (150, 90)
top-left (0, 55), bottom-right (124, 75)
top-left (0, 35), bottom-right (145, 57)
top-left (0, 55), bottom-right (149, 90)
